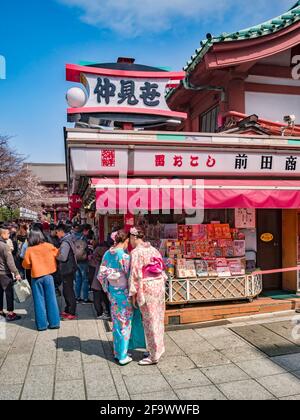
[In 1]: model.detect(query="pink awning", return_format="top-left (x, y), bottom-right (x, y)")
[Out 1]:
top-left (92, 178), bottom-right (300, 211)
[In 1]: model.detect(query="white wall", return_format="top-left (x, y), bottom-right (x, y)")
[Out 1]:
top-left (245, 91), bottom-right (300, 124)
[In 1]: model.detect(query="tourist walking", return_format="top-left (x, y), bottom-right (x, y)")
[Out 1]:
top-left (129, 227), bottom-right (167, 366)
top-left (22, 229), bottom-right (60, 331)
top-left (56, 224), bottom-right (78, 321)
top-left (98, 230), bottom-right (133, 365)
top-left (90, 241), bottom-right (111, 320)
top-left (74, 225), bottom-right (92, 305)
top-left (0, 224), bottom-right (22, 322)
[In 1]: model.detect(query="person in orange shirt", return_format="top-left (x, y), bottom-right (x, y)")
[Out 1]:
top-left (22, 229), bottom-right (60, 331)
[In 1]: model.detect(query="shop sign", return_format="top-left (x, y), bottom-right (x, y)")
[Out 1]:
top-left (69, 195), bottom-right (82, 210)
top-left (235, 209), bottom-right (256, 229)
top-left (66, 64), bottom-right (186, 120)
top-left (133, 150), bottom-right (300, 176)
top-left (19, 208), bottom-right (38, 221)
top-left (71, 148), bottom-right (128, 176)
top-left (261, 233), bottom-right (274, 243)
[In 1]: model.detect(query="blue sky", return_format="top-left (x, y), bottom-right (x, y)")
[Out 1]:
top-left (0, 0), bottom-right (295, 163)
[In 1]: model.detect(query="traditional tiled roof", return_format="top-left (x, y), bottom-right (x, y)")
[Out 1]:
top-left (183, 1), bottom-right (300, 74)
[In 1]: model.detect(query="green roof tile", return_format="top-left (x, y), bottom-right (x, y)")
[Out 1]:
top-left (180, 3), bottom-right (300, 77)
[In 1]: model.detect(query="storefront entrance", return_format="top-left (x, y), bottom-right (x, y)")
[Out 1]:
top-left (257, 209), bottom-right (282, 290)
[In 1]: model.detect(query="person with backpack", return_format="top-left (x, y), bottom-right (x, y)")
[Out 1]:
top-left (56, 224), bottom-right (78, 321)
top-left (73, 225), bottom-right (93, 305)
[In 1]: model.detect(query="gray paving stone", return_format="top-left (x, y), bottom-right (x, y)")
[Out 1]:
top-left (81, 341), bottom-right (106, 364)
top-left (0, 354), bottom-right (31, 385)
top-left (177, 340), bottom-right (215, 355)
top-left (202, 364), bottom-right (249, 384)
top-left (120, 361), bottom-right (160, 377)
top-left (21, 365), bottom-right (55, 400)
top-left (165, 369), bottom-right (211, 390)
top-left (176, 385), bottom-right (227, 400)
top-left (0, 384), bottom-right (22, 400)
top-left (56, 361), bottom-right (83, 381)
top-left (221, 346), bottom-right (266, 363)
top-left (89, 395), bottom-right (120, 400)
top-left (195, 327), bottom-right (233, 339)
top-left (124, 373), bottom-right (171, 395)
top-left (84, 362), bottom-right (117, 399)
top-left (236, 358), bottom-right (286, 379)
top-left (164, 336), bottom-right (185, 357)
top-left (131, 390), bottom-right (179, 400)
top-left (272, 353), bottom-right (300, 372)
top-left (189, 350), bottom-right (231, 368)
top-left (218, 379), bottom-right (275, 400)
top-left (257, 373), bottom-right (300, 398)
top-left (168, 329), bottom-right (204, 344)
top-left (55, 380), bottom-right (86, 400)
top-left (206, 335), bottom-right (250, 351)
top-left (31, 349), bottom-right (57, 366)
top-left (280, 394), bottom-right (300, 400)
top-left (158, 356), bottom-right (196, 373)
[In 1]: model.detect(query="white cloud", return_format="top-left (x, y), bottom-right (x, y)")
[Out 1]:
top-left (58, 0), bottom-right (295, 36)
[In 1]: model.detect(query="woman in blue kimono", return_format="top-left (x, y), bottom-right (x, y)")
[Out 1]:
top-left (98, 230), bottom-right (145, 365)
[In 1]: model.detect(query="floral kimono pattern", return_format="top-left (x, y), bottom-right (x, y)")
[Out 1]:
top-left (129, 242), bottom-right (167, 362)
top-left (98, 248), bottom-right (133, 361)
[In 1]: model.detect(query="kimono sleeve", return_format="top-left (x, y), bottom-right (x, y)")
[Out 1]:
top-left (128, 250), bottom-right (141, 297)
top-left (120, 253), bottom-right (130, 279)
top-left (97, 252), bottom-right (109, 293)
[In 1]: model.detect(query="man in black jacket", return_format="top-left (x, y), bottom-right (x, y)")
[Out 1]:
top-left (0, 225), bottom-right (22, 322)
top-left (56, 224), bottom-right (78, 321)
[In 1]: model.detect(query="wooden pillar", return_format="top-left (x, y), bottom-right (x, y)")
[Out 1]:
top-left (282, 209), bottom-right (298, 291)
top-left (227, 77), bottom-right (246, 114)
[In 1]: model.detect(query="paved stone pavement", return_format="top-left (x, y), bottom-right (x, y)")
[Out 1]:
top-left (1, 297), bottom-right (300, 400)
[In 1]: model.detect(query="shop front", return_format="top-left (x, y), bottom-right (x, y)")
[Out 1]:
top-left (65, 127), bottom-right (300, 322)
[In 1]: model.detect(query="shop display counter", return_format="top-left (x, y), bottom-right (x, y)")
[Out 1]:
top-left (166, 274), bottom-right (263, 305)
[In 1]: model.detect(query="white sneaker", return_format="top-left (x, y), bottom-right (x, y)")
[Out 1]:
top-left (119, 356), bottom-right (133, 366)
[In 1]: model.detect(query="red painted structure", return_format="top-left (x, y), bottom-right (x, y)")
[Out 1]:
top-left (167, 5), bottom-right (300, 135)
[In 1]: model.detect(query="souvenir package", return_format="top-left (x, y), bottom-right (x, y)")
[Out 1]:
top-left (207, 259), bottom-right (218, 277)
top-left (207, 224), bottom-right (215, 240)
top-left (195, 260), bottom-right (209, 278)
top-left (166, 241), bottom-right (183, 258)
top-left (216, 258), bottom-right (231, 277)
top-left (198, 225), bottom-right (208, 241)
top-left (228, 258), bottom-right (246, 276)
top-left (186, 225), bottom-right (193, 241)
top-left (178, 225), bottom-right (188, 241)
top-left (185, 260), bottom-right (197, 278)
top-left (214, 247), bottom-right (223, 258)
top-left (159, 239), bottom-right (168, 257)
top-left (163, 224), bottom-right (178, 240)
top-left (233, 240), bottom-right (246, 257)
top-left (184, 241), bottom-right (197, 259)
top-left (164, 258), bottom-right (175, 278)
top-left (222, 247), bottom-right (235, 258)
top-left (218, 239), bottom-right (233, 248)
top-left (176, 258), bottom-right (188, 279)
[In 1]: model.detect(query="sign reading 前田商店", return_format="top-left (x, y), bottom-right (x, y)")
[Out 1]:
top-left (69, 147), bottom-right (300, 177)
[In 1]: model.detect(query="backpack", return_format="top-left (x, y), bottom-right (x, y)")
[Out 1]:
top-left (59, 244), bottom-right (78, 276)
top-left (74, 239), bottom-right (88, 262)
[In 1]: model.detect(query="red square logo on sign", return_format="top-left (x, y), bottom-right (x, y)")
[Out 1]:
top-left (101, 150), bottom-right (116, 167)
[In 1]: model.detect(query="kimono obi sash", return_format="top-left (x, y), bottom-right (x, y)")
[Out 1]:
top-left (99, 266), bottom-right (128, 289)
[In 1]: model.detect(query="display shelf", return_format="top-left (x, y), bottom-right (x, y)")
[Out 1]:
top-left (166, 274), bottom-right (263, 305)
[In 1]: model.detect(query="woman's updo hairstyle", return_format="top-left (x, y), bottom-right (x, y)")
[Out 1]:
top-left (114, 229), bottom-right (129, 244)
top-left (130, 227), bottom-right (145, 240)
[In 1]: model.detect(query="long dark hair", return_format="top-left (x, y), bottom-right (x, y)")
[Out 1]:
top-left (28, 229), bottom-right (45, 247)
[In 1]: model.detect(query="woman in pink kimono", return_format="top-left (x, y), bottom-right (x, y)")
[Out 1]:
top-left (129, 227), bottom-right (167, 366)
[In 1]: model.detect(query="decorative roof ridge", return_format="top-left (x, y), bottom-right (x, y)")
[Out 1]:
top-left (166, 2), bottom-right (300, 101)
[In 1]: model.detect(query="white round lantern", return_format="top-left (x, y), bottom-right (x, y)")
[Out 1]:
top-left (66, 87), bottom-right (87, 108)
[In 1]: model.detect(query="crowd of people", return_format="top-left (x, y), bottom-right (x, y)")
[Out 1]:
top-left (0, 220), bottom-right (167, 366)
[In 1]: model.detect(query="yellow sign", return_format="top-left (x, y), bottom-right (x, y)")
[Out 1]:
top-left (261, 233), bottom-right (274, 243)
